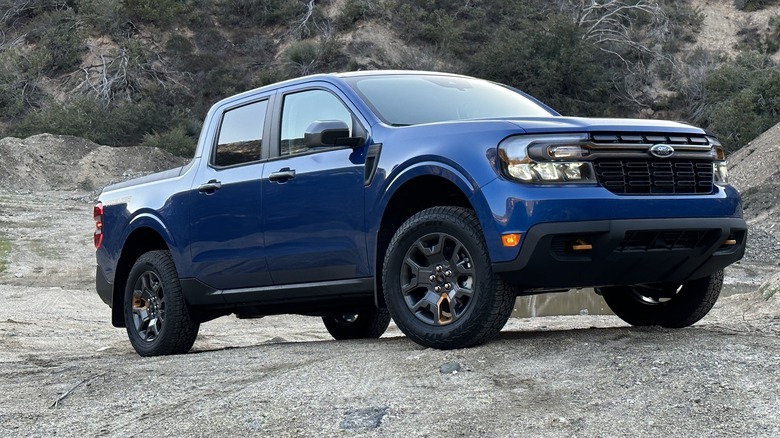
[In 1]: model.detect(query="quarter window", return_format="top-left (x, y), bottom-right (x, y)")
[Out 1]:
top-left (214, 100), bottom-right (268, 167)
top-left (280, 90), bottom-right (352, 156)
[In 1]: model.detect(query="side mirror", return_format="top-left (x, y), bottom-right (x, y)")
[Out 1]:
top-left (304, 120), bottom-right (363, 148)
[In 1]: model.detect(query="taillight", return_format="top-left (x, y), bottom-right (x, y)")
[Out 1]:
top-left (94, 202), bottom-right (104, 249)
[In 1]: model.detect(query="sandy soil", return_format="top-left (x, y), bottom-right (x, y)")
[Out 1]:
top-left (0, 133), bottom-right (779, 436)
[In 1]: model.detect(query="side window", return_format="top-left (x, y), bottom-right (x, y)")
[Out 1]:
top-left (280, 89), bottom-right (352, 156)
top-left (214, 100), bottom-right (268, 167)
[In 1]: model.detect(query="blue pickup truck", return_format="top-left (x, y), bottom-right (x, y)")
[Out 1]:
top-left (94, 70), bottom-right (746, 356)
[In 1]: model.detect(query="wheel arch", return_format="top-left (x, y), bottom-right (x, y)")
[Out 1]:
top-left (373, 172), bottom-right (475, 308)
top-left (111, 225), bottom-right (171, 327)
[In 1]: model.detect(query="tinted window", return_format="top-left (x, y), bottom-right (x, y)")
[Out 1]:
top-left (344, 75), bottom-right (553, 125)
top-left (214, 100), bottom-right (268, 167)
top-left (280, 89), bottom-right (352, 156)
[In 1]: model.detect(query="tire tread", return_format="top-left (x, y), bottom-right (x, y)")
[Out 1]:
top-left (125, 250), bottom-right (199, 356)
top-left (383, 206), bottom-right (514, 349)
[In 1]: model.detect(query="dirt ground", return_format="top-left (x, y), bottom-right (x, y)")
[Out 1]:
top-left (1, 132), bottom-right (780, 437)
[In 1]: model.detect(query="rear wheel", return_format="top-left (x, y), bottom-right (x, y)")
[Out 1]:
top-left (124, 250), bottom-right (199, 356)
top-left (382, 206), bottom-right (515, 349)
top-left (597, 270), bottom-right (723, 328)
top-left (322, 307), bottom-right (391, 340)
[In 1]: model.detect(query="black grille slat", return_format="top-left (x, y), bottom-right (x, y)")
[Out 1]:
top-left (616, 230), bottom-right (717, 252)
top-left (594, 159), bottom-right (714, 195)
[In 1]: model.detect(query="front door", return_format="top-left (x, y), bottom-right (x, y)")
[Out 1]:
top-left (262, 88), bottom-right (368, 284)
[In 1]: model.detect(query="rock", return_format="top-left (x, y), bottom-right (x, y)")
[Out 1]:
top-left (758, 271), bottom-right (780, 300)
top-left (439, 361), bottom-right (461, 374)
top-left (341, 406), bottom-right (389, 430)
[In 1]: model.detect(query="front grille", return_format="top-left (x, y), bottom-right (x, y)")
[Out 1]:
top-left (617, 230), bottom-right (718, 252)
top-left (585, 132), bottom-right (717, 195)
top-left (594, 159), bottom-right (714, 195)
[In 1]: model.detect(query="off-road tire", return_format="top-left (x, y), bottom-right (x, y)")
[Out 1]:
top-left (598, 270), bottom-right (723, 328)
top-left (382, 206), bottom-right (515, 349)
top-left (124, 250), bottom-right (199, 356)
top-left (322, 307), bottom-right (391, 340)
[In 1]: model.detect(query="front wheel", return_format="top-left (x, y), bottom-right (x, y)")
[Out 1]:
top-left (124, 250), bottom-right (199, 356)
top-left (597, 270), bottom-right (723, 328)
top-left (382, 206), bottom-right (515, 349)
top-left (322, 307), bottom-right (391, 340)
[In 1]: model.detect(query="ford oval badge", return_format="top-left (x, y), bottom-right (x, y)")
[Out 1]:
top-left (649, 144), bottom-right (675, 158)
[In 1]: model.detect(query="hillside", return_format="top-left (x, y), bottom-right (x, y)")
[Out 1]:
top-left (1, 0), bottom-right (780, 157)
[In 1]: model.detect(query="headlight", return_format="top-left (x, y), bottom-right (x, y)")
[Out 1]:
top-left (498, 134), bottom-right (596, 183)
top-left (708, 138), bottom-right (728, 184)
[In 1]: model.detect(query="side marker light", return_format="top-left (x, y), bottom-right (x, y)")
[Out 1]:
top-left (501, 233), bottom-right (521, 247)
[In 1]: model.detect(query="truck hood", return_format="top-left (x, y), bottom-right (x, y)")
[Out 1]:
top-left (506, 116), bottom-right (706, 135)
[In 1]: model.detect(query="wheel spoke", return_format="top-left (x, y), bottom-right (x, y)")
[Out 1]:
top-left (146, 317), bottom-right (161, 338)
top-left (416, 234), bottom-right (444, 257)
top-left (401, 256), bottom-right (433, 294)
top-left (452, 283), bottom-right (474, 300)
top-left (410, 291), bottom-right (442, 324)
top-left (449, 245), bottom-right (474, 276)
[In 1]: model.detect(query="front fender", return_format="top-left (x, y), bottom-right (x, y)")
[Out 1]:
top-left (382, 160), bottom-right (481, 207)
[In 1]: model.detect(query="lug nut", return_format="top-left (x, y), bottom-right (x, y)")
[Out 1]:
top-left (434, 286), bottom-right (442, 292)
top-left (436, 265), bottom-right (443, 272)
top-left (429, 275), bottom-right (436, 282)
top-left (444, 283), bottom-right (452, 290)
top-left (444, 270), bottom-right (452, 277)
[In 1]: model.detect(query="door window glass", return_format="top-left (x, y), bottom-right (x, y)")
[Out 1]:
top-left (214, 100), bottom-right (268, 167)
top-left (280, 90), bottom-right (352, 156)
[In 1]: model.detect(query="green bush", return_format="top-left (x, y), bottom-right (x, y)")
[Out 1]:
top-left (337, 0), bottom-right (384, 28)
top-left (734, 0), bottom-right (780, 12)
top-left (123, 0), bottom-right (186, 25)
top-left (0, 51), bottom-right (43, 118)
top-left (220, 0), bottom-right (308, 26)
top-left (195, 66), bottom-right (250, 102)
top-left (470, 15), bottom-right (623, 117)
top-left (285, 40), bottom-right (319, 75)
top-left (0, 235), bottom-right (10, 273)
top-left (27, 9), bottom-right (87, 74)
top-left (10, 96), bottom-right (178, 147)
top-left (698, 53), bottom-right (780, 151)
top-left (766, 15), bottom-right (780, 54)
top-left (0, 0), bottom-right (67, 26)
top-left (72, 0), bottom-right (124, 34)
top-left (142, 127), bottom-right (197, 157)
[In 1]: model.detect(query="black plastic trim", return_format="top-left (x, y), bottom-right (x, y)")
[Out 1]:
top-left (181, 277), bottom-right (374, 307)
top-left (493, 217), bottom-right (747, 290)
top-left (364, 143), bottom-right (382, 186)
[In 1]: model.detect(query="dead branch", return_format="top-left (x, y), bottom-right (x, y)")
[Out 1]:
top-left (49, 372), bottom-right (107, 408)
top-left (67, 40), bottom-right (190, 105)
top-left (565, 0), bottom-right (670, 65)
top-left (290, 0), bottom-right (315, 38)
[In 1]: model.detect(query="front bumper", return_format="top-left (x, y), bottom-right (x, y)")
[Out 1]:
top-left (493, 217), bottom-right (746, 290)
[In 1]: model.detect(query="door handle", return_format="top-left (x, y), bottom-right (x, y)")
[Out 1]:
top-left (198, 179), bottom-right (222, 193)
top-left (269, 168), bottom-right (296, 182)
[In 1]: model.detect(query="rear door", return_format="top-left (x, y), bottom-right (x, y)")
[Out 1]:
top-left (262, 86), bottom-right (369, 285)
top-left (189, 96), bottom-right (273, 291)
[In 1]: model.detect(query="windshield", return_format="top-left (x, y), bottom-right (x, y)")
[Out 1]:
top-left (343, 74), bottom-right (554, 126)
